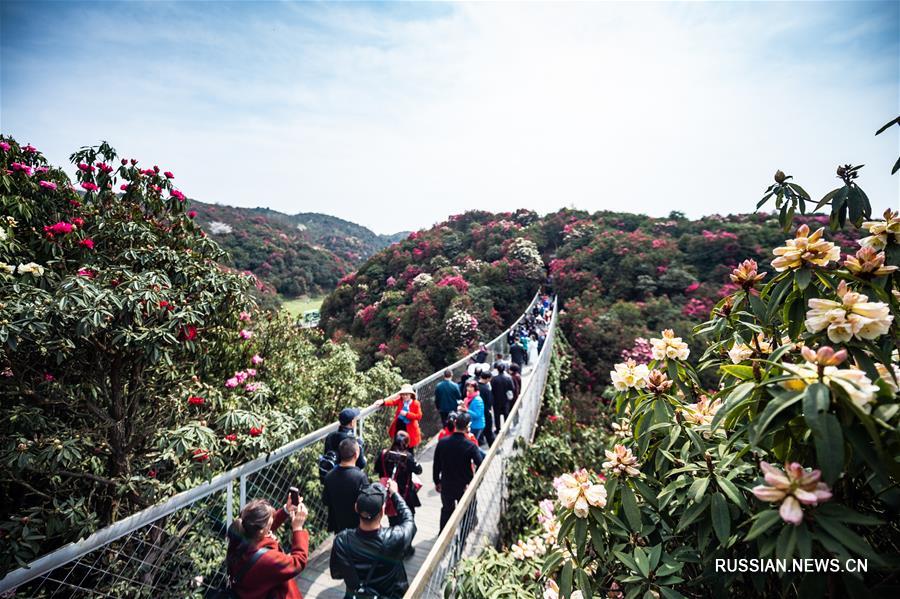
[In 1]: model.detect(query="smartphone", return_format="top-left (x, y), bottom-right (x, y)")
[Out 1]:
top-left (289, 486), bottom-right (300, 506)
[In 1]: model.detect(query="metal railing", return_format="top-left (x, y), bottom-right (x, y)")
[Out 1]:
top-left (404, 299), bottom-right (558, 598)
top-left (0, 292), bottom-right (545, 598)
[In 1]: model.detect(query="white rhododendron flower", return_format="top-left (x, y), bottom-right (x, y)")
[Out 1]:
top-left (781, 347), bottom-right (880, 413)
top-left (650, 329), bottom-right (690, 361)
top-left (17, 262), bottom-right (45, 276)
top-left (610, 359), bottom-right (650, 391)
top-left (752, 461), bottom-right (832, 525)
top-left (555, 468), bottom-right (607, 517)
top-left (771, 224), bottom-right (840, 271)
top-left (858, 209), bottom-right (900, 251)
top-left (603, 444), bottom-right (641, 477)
top-left (805, 280), bottom-right (893, 343)
top-left (727, 334), bottom-right (773, 364)
top-left (681, 395), bottom-right (724, 427)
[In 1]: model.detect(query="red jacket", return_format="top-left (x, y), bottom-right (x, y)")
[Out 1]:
top-left (438, 427), bottom-right (479, 446)
top-left (227, 508), bottom-right (309, 599)
top-left (385, 395), bottom-right (423, 447)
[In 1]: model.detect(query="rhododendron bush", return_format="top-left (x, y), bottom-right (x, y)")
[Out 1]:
top-left (455, 151), bottom-right (899, 597)
top-left (0, 137), bottom-right (403, 572)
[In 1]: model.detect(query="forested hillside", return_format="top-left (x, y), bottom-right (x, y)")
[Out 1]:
top-left (321, 208), bottom-right (861, 387)
top-left (190, 201), bottom-right (405, 298)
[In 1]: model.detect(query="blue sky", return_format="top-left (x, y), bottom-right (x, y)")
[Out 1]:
top-left (1, 1), bottom-right (897, 234)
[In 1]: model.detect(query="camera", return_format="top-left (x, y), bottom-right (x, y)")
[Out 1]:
top-left (289, 486), bottom-right (300, 506)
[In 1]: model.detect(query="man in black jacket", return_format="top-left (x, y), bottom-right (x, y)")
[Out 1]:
top-left (323, 438), bottom-right (370, 533)
top-left (477, 371), bottom-right (495, 446)
top-left (433, 412), bottom-right (485, 530)
top-left (324, 408), bottom-right (366, 470)
top-left (330, 480), bottom-right (416, 599)
top-left (510, 338), bottom-right (528, 370)
top-left (490, 364), bottom-right (516, 434)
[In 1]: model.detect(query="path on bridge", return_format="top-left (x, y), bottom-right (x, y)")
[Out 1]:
top-left (297, 364), bottom-right (537, 598)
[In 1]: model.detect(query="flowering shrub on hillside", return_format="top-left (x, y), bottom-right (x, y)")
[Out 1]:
top-left (0, 137), bottom-right (404, 573)
top-left (531, 168), bottom-right (899, 597)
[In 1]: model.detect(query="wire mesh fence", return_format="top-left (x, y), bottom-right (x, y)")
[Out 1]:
top-left (404, 299), bottom-right (558, 598)
top-left (0, 292), bottom-right (546, 598)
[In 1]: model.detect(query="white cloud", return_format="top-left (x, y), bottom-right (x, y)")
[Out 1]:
top-left (2, 1), bottom-right (896, 234)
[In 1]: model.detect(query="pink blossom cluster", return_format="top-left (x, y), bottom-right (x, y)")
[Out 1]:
top-left (251, 354), bottom-right (264, 365)
top-left (238, 329), bottom-right (253, 340)
top-left (39, 180), bottom-right (57, 190)
top-left (620, 337), bottom-right (653, 364)
top-left (701, 229), bottom-right (739, 241)
top-left (436, 275), bottom-right (469, 293)
top-left (357, 304), bottom-right (379, 325)
top-left (43, 221), bottom-right (74, 235)
top-left (682, 297), bottom-right (714, 318)
top-left (225, 368), bottom-right (257, 389)
top-left (0, 142), bottom-right (10, 152)
top-left (10, 162), bottom-right (33, 176)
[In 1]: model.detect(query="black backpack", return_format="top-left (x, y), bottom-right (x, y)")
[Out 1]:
top-left (318, 449), bottom-right (339, 482)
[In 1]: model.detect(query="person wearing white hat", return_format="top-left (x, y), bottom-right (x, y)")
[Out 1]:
top-left (384, 383), bottom-right (423, 451)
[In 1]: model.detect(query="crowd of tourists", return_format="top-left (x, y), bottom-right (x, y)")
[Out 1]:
top-left (225, 295), bottom-right (554, 599)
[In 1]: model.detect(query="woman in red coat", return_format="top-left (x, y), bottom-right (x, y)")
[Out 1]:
top-left (226, 493), bottom-right (309, 599)
top-left (385, 383), bottom-right (423, 450)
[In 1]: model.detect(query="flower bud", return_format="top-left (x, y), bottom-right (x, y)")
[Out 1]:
top-left (774, 170), bottom-right (786, 184)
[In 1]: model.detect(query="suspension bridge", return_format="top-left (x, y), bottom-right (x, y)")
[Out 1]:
top-left (0, 293), bottom-right (558, 598)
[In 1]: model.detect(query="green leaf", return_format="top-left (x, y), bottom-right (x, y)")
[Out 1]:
top-left (744, 510), bottom-right (781, 541)
top-left (802, 383), bottom-right (829, 431)
top-left (814, 413), bottom-right (844, 484)
top-left (752, 392), bottom-right (803, 444)
top-left (720, 365), bottom-right (755, 381)
top-left (560, 560), bottom-right (574, 597)
top-left (574, 518), bottom-right (588, 559)
top-left (816, 516), bottom-right (883, 564)
top-left (621, 483), bottom-right (642, 529)
top-left (711, 492), bottom-right (731, 543)
top-left (575, 569), bottom-right (592, 599)
top-left (688, 477), bottom-right (710, 503)
top-left (794, 267), bottom-right (812, 290)
top-left (717, 477), bottom-right (747, 511)
top-left (815, 187), bottom-right (842, 211)
top-left (633, 546), bottom-right (650, 578)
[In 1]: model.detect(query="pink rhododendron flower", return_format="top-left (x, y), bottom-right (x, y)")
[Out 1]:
top-left (72, 217), bottom-right (84, 227)
top-left (245, 383), bottom-right (261, 392)
top-left (77, 268), bottom-right (97, 278)
top-left (0, 142), bottom-right (10, 152)
top-left (43, 222), bottom-right (74, 235)
top-left (77, 163), bottom-right (95, 172)
top-left (752, 461), bottom-right (832, 525)
top-left (246, 368), bottom-right (257, 377)
top-left (164, 171), bottom-right (174, 178)
top-left (251, 354), bottom-right (264, 365)
top-left (249, 426), bottom-right (263, 437)
top-left (35, 166), bottom-right (49, 173)
top-left (188, 210), bottom-right (197, 218)
top-left (120, 184), bottom-right (129, 191)
top-left (10, 162), bottom-right (33, 176)
top-left (139, 168), bottom-right (155, 176)
top-left (225, 377), bottom-right (239, 389)
top-left (22, 144), bottom-right (37, 154)
top-left (79, 238), bottom-right (94, 250)
top-left (188, 396), bottom-right (205, 406)
top-left (97, 162), bottom-right (113, 173)
top-left (39, 180), bottom-right (57, 190)
top-left (684, 281), bottom-right (701, 293)
top-left (224, 433), bottom-right (238, 443)
top-left (171, 189), bottom-right (186, 201)
top-left (81, 182), bottom-right (99, 192)
top-left (239, 329), bottom-right (253, 340)
top-left (43, 373), bottom-right (55, 382)
top-left (238, 311), bottom-right (252, 322)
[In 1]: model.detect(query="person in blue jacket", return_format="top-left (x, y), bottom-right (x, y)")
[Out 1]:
top-left (434, 369), bottom-right (462, 427)
top-left (461, 380), bottom-right (485, 444)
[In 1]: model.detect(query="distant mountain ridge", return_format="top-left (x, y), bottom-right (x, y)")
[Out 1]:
top-left (190, 200), bottom-right (407, 298)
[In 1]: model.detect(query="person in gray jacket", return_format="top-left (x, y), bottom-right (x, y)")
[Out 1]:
top-left (329, 480), bottom-right (416, 599)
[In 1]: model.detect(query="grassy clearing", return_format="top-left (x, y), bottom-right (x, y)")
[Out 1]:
top-left (281, 295), bottom-right (325, 316)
